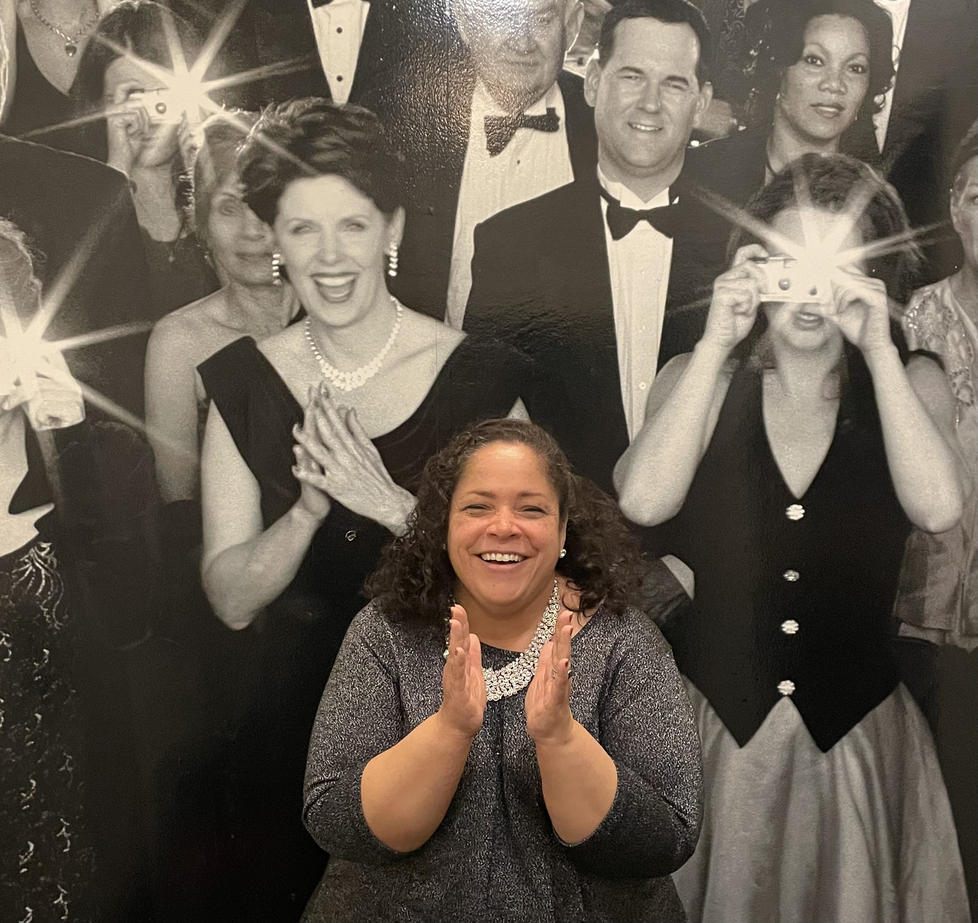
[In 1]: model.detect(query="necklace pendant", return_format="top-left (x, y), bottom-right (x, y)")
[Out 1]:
top-left (65, 42), bottom-right (77, 56)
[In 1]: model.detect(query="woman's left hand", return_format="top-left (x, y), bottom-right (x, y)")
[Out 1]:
top-left (525, 610), bottom-right (575, 746)
top-left (827, 269), bottom-right (896, 358)
top-left (291, 383), bottom-right (415, 535)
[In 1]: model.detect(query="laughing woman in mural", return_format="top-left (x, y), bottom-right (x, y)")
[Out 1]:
top-left (196, 98), bottom-right (536, 920)
top-left (615, 154), bottom-right (970, 921)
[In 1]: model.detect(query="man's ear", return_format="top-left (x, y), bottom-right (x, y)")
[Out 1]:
top-left (691, 80), bottom-right (714, 129)
top-left (564, 0), bottom-right (585, 54)
top-left (584, 56), bottom-right (601, 109)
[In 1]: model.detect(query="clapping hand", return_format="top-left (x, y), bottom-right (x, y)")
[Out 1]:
top-left (439, 604), bottom-right (486, 740)
top-left (290, 383), bottom-right (415, 534)
top-left (525, 610), bottom-right (575, 746)
top-left (701, 245), bottom-right (768, 353)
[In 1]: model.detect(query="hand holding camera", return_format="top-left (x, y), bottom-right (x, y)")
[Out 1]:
top-left (0, 341), bottom-right (85, 431)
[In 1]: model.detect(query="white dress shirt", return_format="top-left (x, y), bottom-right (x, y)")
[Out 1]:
top-left (598, 167), bottom-right (674, 440)
top-left (446, 81), bottom-right (574, 329)
top-left (872, 0), bottom-right (912, 152)
top-left (306, 0), bottom-right (371, 104)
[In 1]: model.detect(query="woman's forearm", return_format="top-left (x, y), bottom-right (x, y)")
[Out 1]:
top-left (360, 711), bottom-right (474, 853)
top-left (867, 347), bottom-right (965, 532)
top-left (535, 720), bottom-right (618, 845)
top-left (202, 502), bottom-right (321, 629)
top-left (615, 340), bottom-right (729, 526)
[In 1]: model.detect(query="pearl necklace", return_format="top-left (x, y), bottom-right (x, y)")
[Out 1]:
top-left (303, 297), bottom-right (403, 392)
top-left (445, 580), bottom-right (561, 702)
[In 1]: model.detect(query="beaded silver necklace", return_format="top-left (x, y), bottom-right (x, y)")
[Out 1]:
top-left (303, 297), bottom-right (403, 392)
top-left (446, 580), bottom-right (561, 702)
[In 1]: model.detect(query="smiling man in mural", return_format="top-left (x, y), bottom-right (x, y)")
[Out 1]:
top-left (465, 0), bottom-right (725, 494)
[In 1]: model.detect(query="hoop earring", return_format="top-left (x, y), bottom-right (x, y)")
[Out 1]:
top-left (386, 242), bottom-right (399, 278)
top-left (271, 252), bottom-right (283, 286)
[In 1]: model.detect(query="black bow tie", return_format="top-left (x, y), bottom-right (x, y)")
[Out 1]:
top-left (484, 107), bottom-right (560, 156)
top-left (599, 186), bottom-right (679, 240)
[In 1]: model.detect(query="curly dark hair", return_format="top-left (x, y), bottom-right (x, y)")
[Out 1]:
top-left (365, 419), bottom-right (645, 625)
top-left (237, 98), bottom-right (403, 226)
top-left (744, 0), bottom-right (893, 132)
top-left (192, 112), bottom-right (260, 251)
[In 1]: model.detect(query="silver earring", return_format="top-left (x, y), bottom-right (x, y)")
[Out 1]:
top-left (271, 252), bottom-right (282, 286)
top-left (558, 548), bottom-right (566, 559)
top-left (386, 242), bottom-right (399, 278)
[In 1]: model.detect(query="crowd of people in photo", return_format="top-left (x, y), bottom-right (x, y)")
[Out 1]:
top-left (1, 0), bottom-right (976, 920)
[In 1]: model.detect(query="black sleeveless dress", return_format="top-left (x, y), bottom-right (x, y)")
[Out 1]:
top-left (195, 334), bottom-right (536, 921)
top-left (659, 364), bottom-right (968, 921)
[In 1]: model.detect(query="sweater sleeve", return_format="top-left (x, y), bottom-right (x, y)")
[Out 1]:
top-left (564, 612), bottom-right (703, 878)
top-left (302, 602), bottom-right (411, 865)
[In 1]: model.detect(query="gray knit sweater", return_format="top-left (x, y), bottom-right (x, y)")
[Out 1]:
top-left (302, 601), bottom-right (702, 922)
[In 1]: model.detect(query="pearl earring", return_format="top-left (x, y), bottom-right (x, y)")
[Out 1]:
top-left (386, 242), bottom-right (399, 278)
top-left (558, 548), bottom-right (566, 559)
top-left (271, 252), bottom-right (283, 286)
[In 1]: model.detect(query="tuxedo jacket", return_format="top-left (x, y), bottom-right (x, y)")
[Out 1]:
top-left (0, 135), bottom-right (152, 417)
top-left (464, 170), bottom-right (727, 495)
top-left (393, 70), bottom-right (599, 320)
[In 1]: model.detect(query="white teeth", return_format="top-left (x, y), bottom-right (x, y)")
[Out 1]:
top-left (629, 123), bottom-right (660, 133)
top-left (480, 552), bottom-right (525, 563)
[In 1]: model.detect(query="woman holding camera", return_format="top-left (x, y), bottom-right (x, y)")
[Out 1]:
top-left (615, 154), bottom-right (969, 921)
top-left (69, 0), bottom-right (217, 315)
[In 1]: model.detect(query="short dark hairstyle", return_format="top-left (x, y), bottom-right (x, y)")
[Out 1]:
top-left (237, 98), bottom-right (403, 226)
top-left (365, 419), bottom-right (646, 625)
top-left (746, 0), bottom-right (894, 130)
top-left (950, 120), bottom-right (978, 199)
top-left (192, 112), bottom-right (260, 250)
top-left (596, 0), bottom-right (713, 87)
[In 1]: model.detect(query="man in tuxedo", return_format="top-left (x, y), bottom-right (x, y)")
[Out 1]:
top-left (392, 0), bottom-right (599, 322)
top-left (465, 0), bottom-right (723, 494)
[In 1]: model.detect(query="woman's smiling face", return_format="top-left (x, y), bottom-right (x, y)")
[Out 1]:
top-left (273, 174), bottom-right (402, 327)
top-left (448, 441), bottom-right (566, 621)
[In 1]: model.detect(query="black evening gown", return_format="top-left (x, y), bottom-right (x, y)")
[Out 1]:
top-left (196, 333), bottom-right (537, 921)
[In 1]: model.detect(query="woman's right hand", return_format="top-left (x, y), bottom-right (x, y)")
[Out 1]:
top-left (701, 244), bottom-right (768, 352)
top-left (438, 604), bottom-right (486, 740)
top-left (290, 393), bottom-right (332, 523)
top-left (105, 81), bottom-right (148, 176)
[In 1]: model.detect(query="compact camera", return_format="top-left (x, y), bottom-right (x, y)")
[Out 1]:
top-left (125, 88), bottom-right (183, 124)
top-left (753, 256), bottom-right (828, 304)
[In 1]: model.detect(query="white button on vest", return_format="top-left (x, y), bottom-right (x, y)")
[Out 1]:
top-left (783, 569), bottom-right (800, 582)
top-left (786, 503), bottom-right (805, 521)
top-left (781, 620), bottom-right (800, 635)
top-left (777, 680), bottom-right (796, 696)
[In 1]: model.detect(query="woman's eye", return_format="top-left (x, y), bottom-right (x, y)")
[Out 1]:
top-left (345, 220), bottom-right (367, 232)
top-left (849, 62), bottom-right (868, 75)
top-left (218, 202), bottom-right (241, 217)
top-left (803, 54), bottom-right (822, 66)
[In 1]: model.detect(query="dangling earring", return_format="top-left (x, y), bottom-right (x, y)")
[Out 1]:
top-left (558, 548), bottom-right (566, 559)
top-left (386, 242), bottom-right (399, 278)
top-left (271, 252), bottom-right (282, 286)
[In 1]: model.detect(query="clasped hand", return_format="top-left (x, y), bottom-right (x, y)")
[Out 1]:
top-left (290, 382), bottom-right (414, 532)
top-left (439, 604), bottom-right (576, 745)
top-left (0, 345), bottom-right (84, 430)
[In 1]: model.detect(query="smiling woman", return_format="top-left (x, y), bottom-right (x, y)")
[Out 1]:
top-left (194, 98), bottom-right (542, 919)
top-left (301, 418), bottom-right (702, 922)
